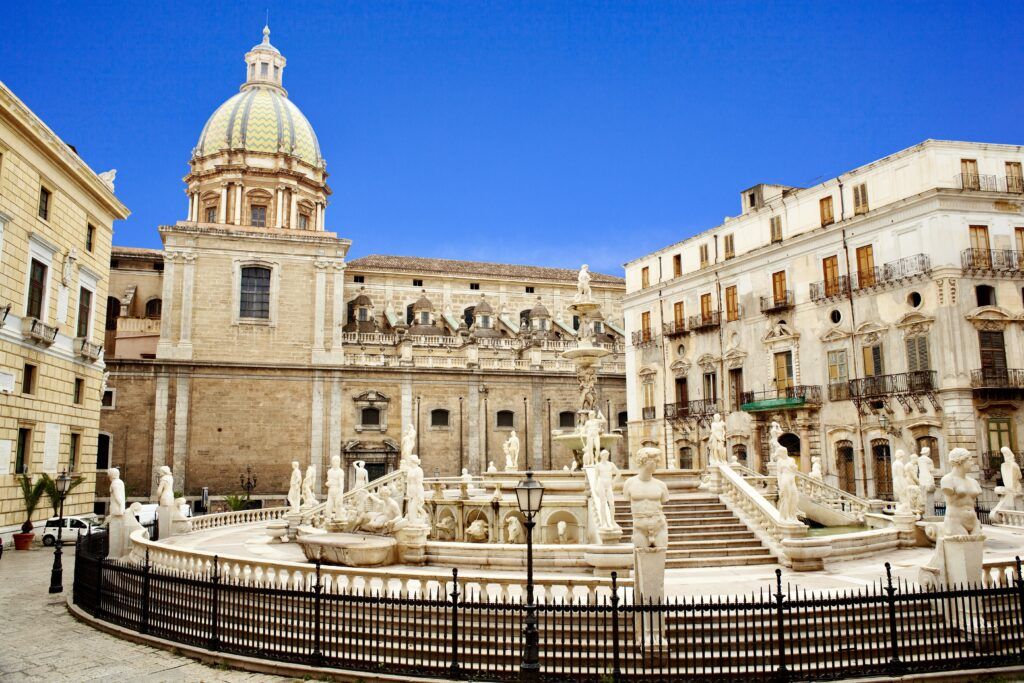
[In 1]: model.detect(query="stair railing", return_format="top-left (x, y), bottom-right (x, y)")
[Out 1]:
top-left (793, 471), bottom-right (871, 521)
top-left (716, 462), bottom-right (808, 562)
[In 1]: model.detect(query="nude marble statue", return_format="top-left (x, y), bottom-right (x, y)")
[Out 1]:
top-left (621, 447), bottom-right (670, 549)
top-left (708, 413), bottom-right (727, 464)
top-left (775, 447), bottom-right (800, 523)
top-left (302, 464), bottom-right (318, 508)
top-left (593, 449), bottom-right (621, 529)
top-left (503, 430), bottom-right (520, 471)
top-left (326, 455), bottom-right (345, 520)
top-left (287, 461), bottom-right (302, 512)
top-left (156, 466), bottom-right (175, 507)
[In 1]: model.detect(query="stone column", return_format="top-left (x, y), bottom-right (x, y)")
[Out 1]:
top-left (312, 259), bottom-right (328, 355)
top-left (531, 382), bottom-right (543, 470)
top-left (177, 253), bottom-right (195, 357)
top-left (151, 374), bottom-right (170, 497)
top-left (798, 423), bottom-right (810, 473)
top-left (401, 376), bottom-right (413, 436)
top-left (316, 202), bottom-right (325, 230)
top-left (328, 377), bottom-right (342, 472)
top-left (156, 252), bottom-right (177, 357)
top-left (331, 262), bottom-right (345, 358)
top-left (288, 188), bottom-right (299, 229)
top-left (467, 384), bottom-right (481, 473)
top-left (217, 184), bottom-right (228, 224)
top-left (187, 192), bottom-right (196, 222)
top-left (310, 375), bottom-right (325, 495)
top-left (171, 374), bottom-right (190, 490)
top-left (233, 183), bottom-right (243, 225)
top-left (274, 188), bottom-right (284, 228)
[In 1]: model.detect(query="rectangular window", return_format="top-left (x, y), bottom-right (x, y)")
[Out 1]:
top-left (641, 266), bottom-right (650, 288)
top-left (699, 244), bottom-right (709, 268)
top-left (700, 292), bottom-right (712, 321)
top-left (906, 335), bottom-right (930, 372)
top-left (297, 213), bottom-right (310, 229)
top-left (856, 245), bottom-right (875, 288)
top-left (969, 225), bottom-right (991, 268)
top-left (819, 196), bottom-right (835, 226)
top-left (702, 372), bottom-right (718, 402)
top-left (853, 183), bottom-right (869, 215)
top-left (22, 363), bottom-right (36, 395)
top-left (261, 62), bottom-right (269, 78)
top-left (525, 286), bottom-right (534, 293)
top-left (774, 351), bottom-right (794, 392)
top-left (729, 368), bottom-right (743, 408)
top-left (961, 158), bottom-right (980, 189)
top-left (1007, 162), bottom-right (1023, 193)
top-left (413, 279), bottom-right (423, 287)
top-left (770, 216), bottom-right (782, 243)
top-left (724, 234), bottom-right (735, 259)
top-left (205, 207), bottom-right (217, 223)
top-left (38, 187), bottom-right (51, 220)
top-left (76, 287), bottom-right (93, 338)
top-left (250, 205), bottom-right (267, 227)
top-left (771, 271), bottom-right (787, 304)
top-left (988, 417), bottom-right (1015, 455)
top-left (673, 301), bottom-right (684, 326)
top-left (16, 428), bottom-right (31, 474)
top-left (640, 311), bottom-right (651, 341)
top-left (822, 255), bottom-right (840, 296)
top-left (827, 349), bottom-right (848, 383)
top-left (69, 433), bottom-right (79, 471)
top-left (863, 344), bottom-right (884, 377)
top-left (1016, 227), bottom-right (1024, 254)
top-left (641, 382), bottom-right (655, 411)
top-left (239, 266), bottom-right (271, 319)
top-left (725, 285), bottom-right (738, 321)
top-left (101, 389), bottom-right (114, 408)
top-left (353, 275), bottom-right (365, 283)
top-left (674, 377), bottom-right (688, 403)
top-left (979, 330), bottom-right (1007, 374)
top-left (469, 282), bottom-right (480, 290)
top-left (27, 258), bottom-right (47, 319)
top-left (86, 224), bottom-right (95, 252)
top-left (73, 377), bottom-right (83, 404)
top-left (672, 254), bottom-right (682, 277)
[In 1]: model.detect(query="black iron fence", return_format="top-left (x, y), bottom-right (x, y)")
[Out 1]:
top-left (961, 248), bottom-right (1023, 273)
top-left (73, 536), bottom-right (1024, 682)
top-left (848, 370), bottom-right (936, 400)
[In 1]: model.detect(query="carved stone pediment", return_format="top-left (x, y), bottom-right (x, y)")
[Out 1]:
top-left (895, 311), bottom-right (935, 336)
top-left (638, 366), bottom-right (658, 379)
top-left (722, 348), bottom-right (747, 369)
top-left (669, 359), bottom-right (691, 375)
top-left (966, 306), bottom-right (1013, 331)
top-left (353, 390), bottom-right (390, 405)
top-left (854, 321), bottom-right (888, 346)
top-left (696, 353), bottom-right (720, 373)
top-left (819, 325), bottom-right (852, 343)
top-left (763, 320), bottom-right (799, 345)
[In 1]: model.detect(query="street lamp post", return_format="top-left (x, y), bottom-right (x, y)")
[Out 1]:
top-left (515, 470), bottom-right (544, 682)
top-left (48, 469), bottom-right (72, 594)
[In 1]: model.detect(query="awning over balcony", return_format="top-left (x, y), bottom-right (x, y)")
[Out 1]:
top-left (740, 396), bottom-right (809, 412)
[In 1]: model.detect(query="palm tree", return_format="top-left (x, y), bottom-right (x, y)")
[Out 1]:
top-left (40, 472), bottom-right (86, 516)
top-left (17, 475), bottom-right (47, 533)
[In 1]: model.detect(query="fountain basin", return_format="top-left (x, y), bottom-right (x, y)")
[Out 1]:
top-left (297, 532), bottom-right (397, 567)
top-left (552, 432), bottom-right (623, 452)
top-left (562, 346), bottom-right (612, 362)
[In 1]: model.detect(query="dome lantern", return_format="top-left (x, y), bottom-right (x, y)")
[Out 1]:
top-left (243, 25), bottom-right (287, 94)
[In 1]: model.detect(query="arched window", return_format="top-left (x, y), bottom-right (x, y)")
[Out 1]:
top-left (361, 407), bottom-right (380, 426)
top-left (105, 296), bottom-right (120, 331)
top-left (431, 409), bottom-right (450, 427)
top-left (240, 266), bottom-right (271, 318)
top-left (496, 410), bottom-right (514, 428)
top-left (836, 440), bottom-right (856, 494)
top-left (558, 411), bottom-right (576, 429)
top-left (145, 298), bottom-right (162, 319)
top-left (872, 438), bottom-right (893, 499)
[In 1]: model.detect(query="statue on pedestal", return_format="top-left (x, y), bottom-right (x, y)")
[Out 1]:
top-left (708, 413), bottom-right (727, 464)
top-left (326, 455), bottom-right (345, 520)
top-left (362, 485), bottom-right (404, 534)
top-left (775, 447), bottom-right (800, 523)
top-left (401, 423), bottom-right (417, 469)
top-left (906, 452), bottom-right (923, 516)
top-left (809, 456), bottom-right (823, 481)
top-left (919, 447), bottom-right (937, 515)
top-left (575, 264), bottom-right (592, 302)
top-left (106, 468), bottom-right (127, 558)
top-left (593, 449), bottom-right (622, 530)
top-left (921, 449), bottom-right (986, 595)
top-left (301, 465), bottom-right (318, 509)
top-left (892, 450), bottom-right (910, 514)
top-left (582, 412), bottom-right (603, 466)
top-left (287, 461), bottom-right (302, 513)
top-left (156, 465), bottom-right (176, 539)
top-left (993, 446), bottom-right (1023, 523)
top-left (768, 422), bottom-right (784, 463)
top-left (353, 460), bottom-right (369, 489)
top-left (622, 448), bottom-right (669, 549)
top-left (404, 454), bottom-right (428, 526)
top-left (503, 430), bottom-right (520, 471)
top-left (487, 461), bottom-right (497, 473)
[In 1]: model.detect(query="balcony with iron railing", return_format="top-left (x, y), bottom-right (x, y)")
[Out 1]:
top-left (809, 275), bottom-right (850, 303)
top-left (851, 254), bottom-right (930, 293)
top-left (955, 173), bottom-right (1024, 194)
top-left (662, 320), bottom-right (688, 338)
top-left (759, 290), bottom-right (794, 314)
top-left (75, 337), bottom-right (103, 361)
top-left (828, 382), bottom-right (852, 402)
top-left (740, 385), bottom-right (822, 412)
top-left (961, 249), bottom-right (1022, 275)
top-left (687, 311), bottom-right (721, 332)
top-left (22, 317), bottom-right (58, 346)
top-left (665, 398), bottom-right (721, 421)
top-left (970, 369), bottom-right (1024, 400)
top-left (631, 330), bottom-right (657, 348)
top-left (846, 370), bottom-right (936, 401)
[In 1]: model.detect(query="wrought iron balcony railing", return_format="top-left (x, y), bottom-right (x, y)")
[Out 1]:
top-left (740, 385), bottom-right (822, 410)
top-left (1007, 175), bottom-right (1024, 194)
top-left (961, 249), bottom-right (1022, 274)
top-left (848, 370), bottom-right (936, 400)
top-left (809, 276), bottom-right (850, 303)
top-left (665, 399), bottom-right (720, 421)
top-left (75, 337), bottom-right (103, 361)
top-left (662, 320), bottom-right (688, 338)
top-left (828, 382), bottom-right (852, 402)
top-left (631, 330), bottom-right (657, 348)
top-left (759, 290), bottom-right (794, 314)
top-left (22, 317), bottom-right (58, 346)
top-left (956, 173), bottom-right (998, 191)
top-left (970, 368), bottom-right (1024, 389)
top-left (852, 254), bottom-right (930, 292)
top-left (687, 311), bottom-right (721, 332)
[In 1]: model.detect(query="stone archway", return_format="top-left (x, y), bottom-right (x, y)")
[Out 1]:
top-left (341, 439), bottom-right (399, 490)
top-left (779, 433), bottom-right (801, 468)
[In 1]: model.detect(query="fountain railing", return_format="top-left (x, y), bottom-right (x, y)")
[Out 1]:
top-left (793, 471), bottom-right (873, 521)
top-left (716, 462), bottom-right (808, 564)
top-left (190, 505), bottom-right (290, 532)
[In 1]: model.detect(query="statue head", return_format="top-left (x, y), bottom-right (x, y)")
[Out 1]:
top-left (713, 413), bottom-right (721, 422)
top-left (380, 485), bottom-right (392, 499)
top-left (462, 468), bottom-right (469, 475)
top-left (1002, 446), bottom-right (1016, 462)
top-left (409, 454), bottom-right (420, 466)
top-left (331, 455), bottom-right (341, 468)
top-left (292, 460), bottom-right (300, 469)
top-left (129, 501), bottom-right (143, 513)
top-left (599, 449), bottom-right (610, 462)
top-left (159, 465), bottom-right (171, 476)
top-left (355, 460), bottom-right (365, 469)
top-left (948, 447), bottom-right (973, 469)
top-left (634, 446), bottom-right (661, 473)
top-left (107, 467), bottom-right (120, 481)
top-left (894, 449), bottom-right (906, 462)
top-left (921, 446), bottom-right (931, 458)
top-left (581, 264), bottom-right (589, 272)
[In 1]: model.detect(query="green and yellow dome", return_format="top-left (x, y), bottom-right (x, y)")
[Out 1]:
top-left (195, 87), bottom-right (323, 168)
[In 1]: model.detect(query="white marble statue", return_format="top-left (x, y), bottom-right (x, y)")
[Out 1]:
top-left (105, 468), bottom-right (128, 558)
top-left (557, 520), bottom-right (568, 544)
top-left (326, 455), bottom-right (345, 520)
top-left (404, 454), bottom-right (428, 526)
top-left (156, 466), bottom-right (175, 507)
top-left (503, 430), bottom-right (520, 471)
top-left (919, 447), bottom-right (937, 514)
top-left (892, 449), bottom-right (910, 515)
top-left (505, 515), bottom-right (524, 544)
top-left (109, 467), bottom-right (126, 517)
top-left (363, 485), bottom-right (403, 534)
top-left (809, 456), bottom-right (823, 481)
top-left (575, 264), bottom-right (592, 302)
top-left (487, 461), bottom-right (498, 473)
top-left (994, 447), bottom-right (1023, 523)
top-left (460, 468), bottom-right (473, 486)
top-left (582, 412), bottom-right (603, 466)
top-left (171, 497), bottom-right (193, 534)
top-left (287, 461), bottom-right (302, 512)
top-left (594, 449), bottom-right (621, 529)
top-left (906, 452), bottom-right (923, 516)
top-left (708, 413), bottom-right (727, 464)
top-left (775, 447), bottom-right (800, 523)
top-left (622, 447), bottom-right (670, 549)
top-left (353, 460), bottom-right (369, 489)
top-left (466, 518), bottom-right (489, 542)
top-left (124, 501), bottom-right (149, 540)
top-left (302, 465), bottom-right (318, 508)
top-left (940, 449), bottom-right (983, 538)
top-left (401, 423), bottom-right (417, 467)
top-left (768, 422), bottom-right (784, 462)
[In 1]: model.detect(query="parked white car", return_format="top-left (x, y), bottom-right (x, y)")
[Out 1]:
top-left (41, 515), bottom-right (100, 546)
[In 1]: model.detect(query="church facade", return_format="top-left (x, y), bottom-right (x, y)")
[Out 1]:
top-left (98, 29), bottom-right (627, 508)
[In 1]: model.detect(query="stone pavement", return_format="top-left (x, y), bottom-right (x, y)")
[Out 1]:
top-left (0, 546), bottom-right (294, 682)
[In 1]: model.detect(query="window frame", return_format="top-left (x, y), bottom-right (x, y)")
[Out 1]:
top-left (558, 411), bottom-right (576, 429)
top-left (495, 410), bottom-right (515, 429)
top-left (430, 408), bottom-right (450, 428)
top-left (86, 224), bottom-right (96, 252)
top-left (73, 377), bottom-right (84, 405)
top-left (769, 216), bottom-right (782, 243)
top-left (38, 186), bottom-right (52, 221)
top-left (22, 363), bottom-right (36, 395)
top-left (16, 427), bottom-right (31, 474)
top-left (819, 196), bottom-right (835, 227)
top-left (76, 285), bottom-right (94, 339)
top-left (231, 259), bottom-right (280, 326)
top-left (250, 205), bottom-right (268, 228)
top-left (723, 233), bottom-right (735, 259)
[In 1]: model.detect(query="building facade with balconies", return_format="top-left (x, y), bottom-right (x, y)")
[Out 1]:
top-left (623, 139), bottom-right (1024, 499)
top-left (98, 29), bottom-right (627, 509)
top-left (0, 81), bottom-right (129, 536)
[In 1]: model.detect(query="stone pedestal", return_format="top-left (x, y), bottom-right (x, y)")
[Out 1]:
top-left (394, 524), bottom-right (430, 565)
top-left (107, 515), bottom-right (127, 558)
top-left (158, 504), bottom-right (176, 540)
top-left (285, 510), bottom-right (303, 542)
top-left (921, 534), bottom-right (997, 638)
top-left (633, 548), bottom-right (666, 646)
top-left (781, 537), bottom-right (831, 571)
top-left (891, 512), bottom-right (919, 548)
top-left (597, 526), bottom-right (623, 545)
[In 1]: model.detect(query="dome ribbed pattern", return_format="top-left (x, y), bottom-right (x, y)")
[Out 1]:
top-left (195, 87), bottom-right (322, 167)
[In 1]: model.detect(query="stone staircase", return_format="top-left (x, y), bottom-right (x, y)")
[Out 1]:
top-left (613, 492), bottom-right (777, 568)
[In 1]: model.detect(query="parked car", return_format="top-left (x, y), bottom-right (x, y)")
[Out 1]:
top-left (41, 515), bottom-right (100, 546)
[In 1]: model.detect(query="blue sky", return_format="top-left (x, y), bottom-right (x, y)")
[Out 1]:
top-left (4, 2), bottom-right (1023, 275)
